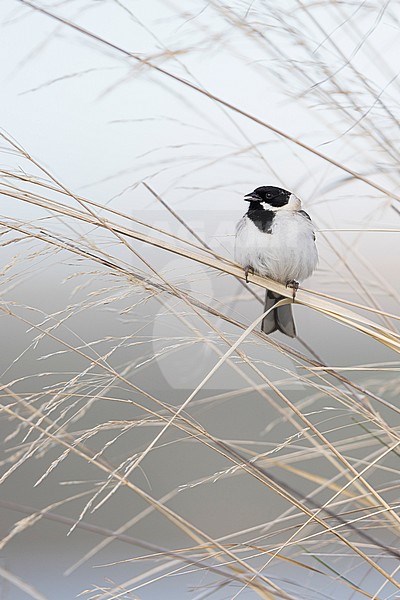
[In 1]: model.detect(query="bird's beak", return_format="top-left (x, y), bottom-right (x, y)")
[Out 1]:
top-left (244, 192), bottom-right (261, 201)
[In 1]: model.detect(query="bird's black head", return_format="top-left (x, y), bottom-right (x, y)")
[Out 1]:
top-left (244, 186), bottom-right (291, 208)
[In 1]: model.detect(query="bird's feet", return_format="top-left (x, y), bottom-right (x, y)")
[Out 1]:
top-left (244, 265), bottom-right (254, 283)
top-left (286, 279), bottom-right (299, 301)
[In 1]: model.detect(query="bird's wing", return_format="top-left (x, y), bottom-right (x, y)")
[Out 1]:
top-left (299, 210), bottom-right (311, 221)
top-left (299, 210), bottom-right (316, 240)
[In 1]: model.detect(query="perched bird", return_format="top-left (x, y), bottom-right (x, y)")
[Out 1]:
top-left (234, 185), bottom-right (318, 337)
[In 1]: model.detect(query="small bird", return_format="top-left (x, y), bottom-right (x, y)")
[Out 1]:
top-left (234, 185), bottom-right (318, 337)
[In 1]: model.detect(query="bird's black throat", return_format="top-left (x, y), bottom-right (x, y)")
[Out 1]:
top-left (246, 201), bottom-right (274, 233)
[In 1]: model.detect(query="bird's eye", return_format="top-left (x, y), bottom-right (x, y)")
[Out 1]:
top-left (266, 193), bottom-right (272, 198)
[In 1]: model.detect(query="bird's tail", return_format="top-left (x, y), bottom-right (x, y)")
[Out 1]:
top-left (261, 290), bottom-right (296, 338)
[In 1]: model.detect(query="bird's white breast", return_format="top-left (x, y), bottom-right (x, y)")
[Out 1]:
top-left (235, 211), bottom-right (318, 284)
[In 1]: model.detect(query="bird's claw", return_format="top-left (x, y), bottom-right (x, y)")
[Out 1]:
top-left (244, 265), bottom-right (254, 283)
top-left (286, 280), bottom-right (299, 301)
